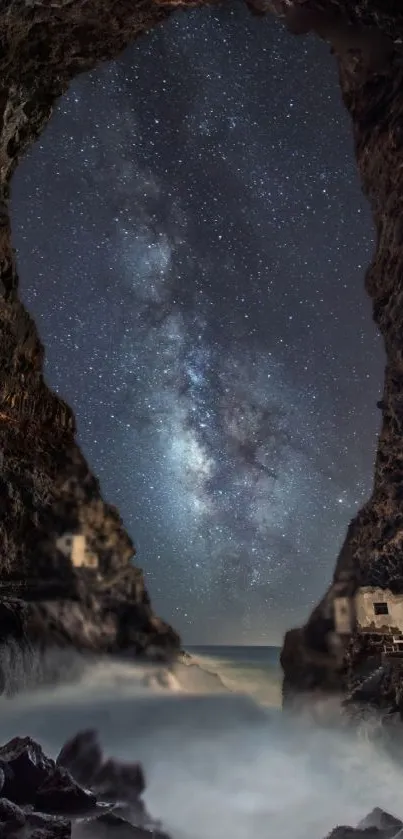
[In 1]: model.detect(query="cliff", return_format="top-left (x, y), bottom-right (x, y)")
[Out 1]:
top-left (0, 0), bottom-right (182, 670)
top-left (3, 0), bottom-right (403, 705)
top-left (273, 2), bottom-right (403, 717)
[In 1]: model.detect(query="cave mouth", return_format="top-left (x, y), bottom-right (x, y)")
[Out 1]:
top-left (7, 1), bottom-right (383, 648)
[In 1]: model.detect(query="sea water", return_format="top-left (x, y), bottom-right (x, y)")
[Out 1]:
top-left (0, 646), bottom-right (402, 839)
top-left (184, 644), bottom-right (282, 707)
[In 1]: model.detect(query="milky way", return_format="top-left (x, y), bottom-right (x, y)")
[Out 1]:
top-left (11, 2), bottom-right (384, 643)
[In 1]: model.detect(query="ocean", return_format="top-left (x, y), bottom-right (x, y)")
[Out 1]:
top-left (184, 645), bottom-right (282, 707)
top-left (0, 645), bottom-right (403, 839)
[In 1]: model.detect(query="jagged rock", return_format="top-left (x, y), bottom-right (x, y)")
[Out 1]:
top-left (329, 829), bottom-right (387, 839)
top-left (0, 799), bottom-right (72, 838)
top-left (56, 731), bottom-right (103, 789)
top-left (73, 812), bottom-right (163, 839)
top-left (57, 732), bottom-right (149, 828)
top-left (92, 759), bottom-right (145, 804)
top-left (0, 731), bottom-right (170, 839)
top-left (324, 810), bottom-right (403, 839)
top-left (23, 811), bottom-right (71, 839)
top-left (0, 797), bottom-right (26, 829)
top-left (34, 767), bottom-right (97, 815)
top-left (0, 736), bottom-right (55, 805)
top-left (357, 809), bottom-right (403, 832)
top-left (56, 731), bottom-right (145, 804)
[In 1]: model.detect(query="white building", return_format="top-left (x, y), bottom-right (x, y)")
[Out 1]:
top-left (56, 532), bottom-right (98, 569)
top-left (334, 586), bottom-right (403, 639)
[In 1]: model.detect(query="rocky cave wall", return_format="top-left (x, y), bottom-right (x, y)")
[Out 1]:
top-left (2, 0), bottom-right (403, 696)
top-left (277, 3), bottom-right (403, 713)
top-left (0, 0), bottom-right (180, 664)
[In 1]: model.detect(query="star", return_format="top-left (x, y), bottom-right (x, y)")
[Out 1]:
top-left (12, 0), bottom-right (382, 644)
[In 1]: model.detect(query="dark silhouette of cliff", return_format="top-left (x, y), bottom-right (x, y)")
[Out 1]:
top-left (2, 0), bottom-right (403, 710)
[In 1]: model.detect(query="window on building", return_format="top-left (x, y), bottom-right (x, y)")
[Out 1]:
top-left (374, 602), bottom-right (389, 616)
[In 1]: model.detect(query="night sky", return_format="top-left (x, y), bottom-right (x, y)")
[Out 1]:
top-left (11, 2), bottom-right (384, 644)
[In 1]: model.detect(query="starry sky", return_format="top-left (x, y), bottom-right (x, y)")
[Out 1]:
top-left (11, 2), bottom-right (384, 644)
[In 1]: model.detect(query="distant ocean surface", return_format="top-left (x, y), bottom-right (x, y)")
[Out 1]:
top-left (185, 645), bottom-right (282, 708)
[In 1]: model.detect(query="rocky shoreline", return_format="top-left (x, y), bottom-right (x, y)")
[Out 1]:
top-left (0, 0), bottom-right (403, 715)
top-left (0, 725), bottom-right (402, 839)
top-left (0, 728), bottom-right (171, 839)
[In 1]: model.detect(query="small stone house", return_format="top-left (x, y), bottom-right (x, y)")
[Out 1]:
top-left (56, 532), bottom-right (98, 570)
top-left (334, 586), bottom-right (403, 656)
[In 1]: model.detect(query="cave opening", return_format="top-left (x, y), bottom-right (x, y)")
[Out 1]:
top-left (10, 1), bottom-right (384, 646)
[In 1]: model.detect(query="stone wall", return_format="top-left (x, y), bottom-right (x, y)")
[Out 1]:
top-left (355, 587), bottom-right (403, 633)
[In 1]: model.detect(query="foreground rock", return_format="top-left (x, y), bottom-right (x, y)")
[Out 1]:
top-left (328, 808), bottom-right (403, 839)
top-left (0, 729), bottom-right (170, 839)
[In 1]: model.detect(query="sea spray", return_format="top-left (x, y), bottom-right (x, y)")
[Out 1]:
top-left (0, 656), bottom-right (402, 839)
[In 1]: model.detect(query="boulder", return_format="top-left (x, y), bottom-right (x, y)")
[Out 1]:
top-left (56, 730), bottom-right (103, 789)
top-left (34, 767), bottom-right (97, 815)
top-left (328, 810), bottom-right (403, 839)
top-left (0, 736), bottom-right (55, 805)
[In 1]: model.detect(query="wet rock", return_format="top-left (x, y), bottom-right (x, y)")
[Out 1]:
top-left (56, 731), bottom-right (103, 789)
top-left (327, 810), bottom-right (403, 839)
top-left (0, 736), bottom-right (55, 804)
top-left (73, 812), bottom-right (160, 839)
top-left (25, 811), bottom-right (71, 839)
top-left (358, 808), bottom-right (403, 832)
top-left (0, 797), bottom-right (26, 828)
top-left (34, 766), bottom-right (96, 815)
top-left (93, 759), bottom-right (145, 803)
top-left (0, 730), bottom-right (169, 839)
top-left (56, 731), bottom-right (146, 817)
top-left (0, 799), bottom-right (71, 839)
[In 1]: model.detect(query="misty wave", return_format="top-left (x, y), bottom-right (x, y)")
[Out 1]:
top-left (178, 650), bottom-right (282, 707)
top-left (0, 642), bottom-right (278, 704)
top-left (0, 651), bottom-right (403, 839)
top-left (0, 643), bottom-right (233, 699)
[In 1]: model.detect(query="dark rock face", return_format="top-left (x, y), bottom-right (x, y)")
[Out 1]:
top-left (0, 1), bottom-right (181, 669)
top-left (270, 2), bottom-right (403, 715)
top-left (327, 809), bottom-right (403, 839)
top-left (2, 0), bottom-right (403, 705)
top-left (1, 730), bottom-right (402, 839)
top-left (0, 729), bottom-right (170, 839)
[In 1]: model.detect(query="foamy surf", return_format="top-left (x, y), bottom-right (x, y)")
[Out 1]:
top-left (181, 650), bottom-right (282, 707)
top-left (0, 651), bottom-right (402, 839)
top-left (0, 664), bottom-right (402, 839)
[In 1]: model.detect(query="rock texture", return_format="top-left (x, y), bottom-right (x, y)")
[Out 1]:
top-left (271, 2), bottom-right (403, 715)
top-left (1, 729), bottom-right (402, 839)
top-left (0, 0), bottom-right (183, 670)
top-left (0, 729), bottom-right (171, 838)
top-left (2, 0), bottom-right (403, 703)
top-left (326, 808), bottom-right (403, 839)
